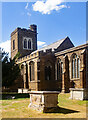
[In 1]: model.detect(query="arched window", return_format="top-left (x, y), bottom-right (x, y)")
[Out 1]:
top-left (56, 59), bottom-right (63, 80)
top-left (29, 62), bottom-right (35, 81)
top-left (28, 40), bottom-right (31, 49)
top-left (13, 40), bottom-right (15, 50)
top-left (24, 39), bottom-right (27, 48)
top-left (23, 37), bottom-right (32, 50)
top-left (71, 54), bottom-right (80, 79)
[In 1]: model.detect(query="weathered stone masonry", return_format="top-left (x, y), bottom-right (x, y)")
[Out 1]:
top-left (11, 24), bottom-right (88, 100)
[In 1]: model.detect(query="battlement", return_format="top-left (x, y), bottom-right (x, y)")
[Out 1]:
top-left (17, 49), bottom-right (54, 64)
top-left (11, 24), bottom-right (37, 60)
top-left (11, 25), bottom-right (37, 37)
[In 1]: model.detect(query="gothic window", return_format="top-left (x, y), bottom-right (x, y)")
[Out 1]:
top-left (29, 62), bottom-right (35, 81)
top-left (71, 54), bottom-right (80, 79)
top-left (24, 39), bottom-right (27, 49)
top-left (72, 59), bottom-right (74, 78)
top-left (56, 59), bottom-right (63, 81)
top-left (28, 40), bottom-right (31, 49)
top-left (13, 40), bottom-right (15, 50)
top-left (23, 37), bottom-right (32, 50)
top-left (45, 62), bottom-right (52, 80)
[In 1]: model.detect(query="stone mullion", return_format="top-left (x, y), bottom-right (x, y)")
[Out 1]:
top-left (75, 58), bottom-right (77, 78)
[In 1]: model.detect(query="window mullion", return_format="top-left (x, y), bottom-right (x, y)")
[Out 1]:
top-left (77, 58), bottom-right (78, 78)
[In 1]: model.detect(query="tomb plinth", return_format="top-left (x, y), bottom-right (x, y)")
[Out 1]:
top-left (28, 91), bottom-right (60, 112)
top-left (69, 88), bottom-right (88, 100)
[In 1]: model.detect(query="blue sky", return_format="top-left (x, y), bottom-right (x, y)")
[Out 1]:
top-left (0, 1), bottom-right (86, 56)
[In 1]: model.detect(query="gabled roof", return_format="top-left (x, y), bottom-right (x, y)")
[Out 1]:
top-left (39, 36), bottom-right (74, 52)
top-left (31, 36), bottom-right (74, 55)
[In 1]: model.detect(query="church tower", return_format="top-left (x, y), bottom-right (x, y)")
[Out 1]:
top-left (11, 24), bottom-right (37, 59)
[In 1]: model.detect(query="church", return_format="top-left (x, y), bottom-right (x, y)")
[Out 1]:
top-left (11, 24), bottom-right (88, 100)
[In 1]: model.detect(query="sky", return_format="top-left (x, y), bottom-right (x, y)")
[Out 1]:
top-left (0, 1), bottom-right (86, 57)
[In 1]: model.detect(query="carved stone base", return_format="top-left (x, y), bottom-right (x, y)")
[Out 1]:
top-left (28, 91), bottom-right (60, 112)
top-left (69, 88), bottom-right (88, 100)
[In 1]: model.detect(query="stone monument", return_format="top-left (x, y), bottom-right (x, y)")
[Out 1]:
top-left (28, 91), bottom-right (60, 112)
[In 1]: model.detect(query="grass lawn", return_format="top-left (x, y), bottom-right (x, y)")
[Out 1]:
top-left (1, 93), bottom-right (88, 118)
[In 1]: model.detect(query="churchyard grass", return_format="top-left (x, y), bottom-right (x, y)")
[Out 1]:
top-left (1, 93), bottom-right (88, 118)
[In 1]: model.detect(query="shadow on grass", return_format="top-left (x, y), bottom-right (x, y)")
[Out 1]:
top-left (44, 106), bottom-right (80, 114)
top-left (1, 93), bottom-right (30, 100)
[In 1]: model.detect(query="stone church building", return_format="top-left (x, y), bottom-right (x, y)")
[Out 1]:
top-left (11, 24), bottom-right (88, 100)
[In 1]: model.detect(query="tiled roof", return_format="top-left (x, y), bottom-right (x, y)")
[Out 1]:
top-left (39, 36), bottom-right (69, 52)
top-left (31, 36), bottom-right (70, 54)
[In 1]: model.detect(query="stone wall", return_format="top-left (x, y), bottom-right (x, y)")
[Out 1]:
top-left (17, 42), bottom-right (88, 93)
top-left (11, 25), bottom-right (37, 59)
top-left (55, 44), bottom-right (88, 92)
top-left (18, 28), bottom-right (37, 57)
top-left (11, 28), bottom-right (18, 59)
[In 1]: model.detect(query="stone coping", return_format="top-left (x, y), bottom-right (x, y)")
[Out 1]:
top-left (28, 91), bottom-right (60, 94)
top-left (69, 88), bottom-right (87, 91)
top-left (55, 43), bottom-right (88, 56)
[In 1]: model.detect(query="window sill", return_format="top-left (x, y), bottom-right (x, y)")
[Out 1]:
top-left (30, 80), bottom-right (35, 82)
top-left (71, 78), bottom-right (80, 81)
top-left (29, 81), bottom-right (40, 83)
top-left (23, 48), bottom-right (32, 50)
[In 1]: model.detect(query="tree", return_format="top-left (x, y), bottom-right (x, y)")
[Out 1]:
top-left (1, 48), bottom-right (21, 88)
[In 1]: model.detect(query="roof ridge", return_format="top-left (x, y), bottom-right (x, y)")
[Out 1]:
top-left (39, 36), bottom-right (68, 50)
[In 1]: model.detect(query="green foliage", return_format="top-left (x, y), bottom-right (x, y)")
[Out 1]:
top-left (2, 50), bottom-right (21, 88)
top-left (13, 52), bottom-right (21, 61)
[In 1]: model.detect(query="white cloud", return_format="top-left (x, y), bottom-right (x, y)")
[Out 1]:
top-left (0, 40), bottom-right (11, 57)
top-left (27, 12), bottom-right (31, 16)
top-left (32, 0), bottom-right (69, 14)
top-left (37, 41), bottom-right (47, 49)
top-left (25, 3), bottom-right (29, 10)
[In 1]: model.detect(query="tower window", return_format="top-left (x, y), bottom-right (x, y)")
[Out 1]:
top-left (23, 37), bottom-right (32, 50)
top-left (13, 40), bottom-right (15, 50)
top-left (28, 40), bottom-right (31, 49)
top-left (24, 39), bottom-right (27, 48)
